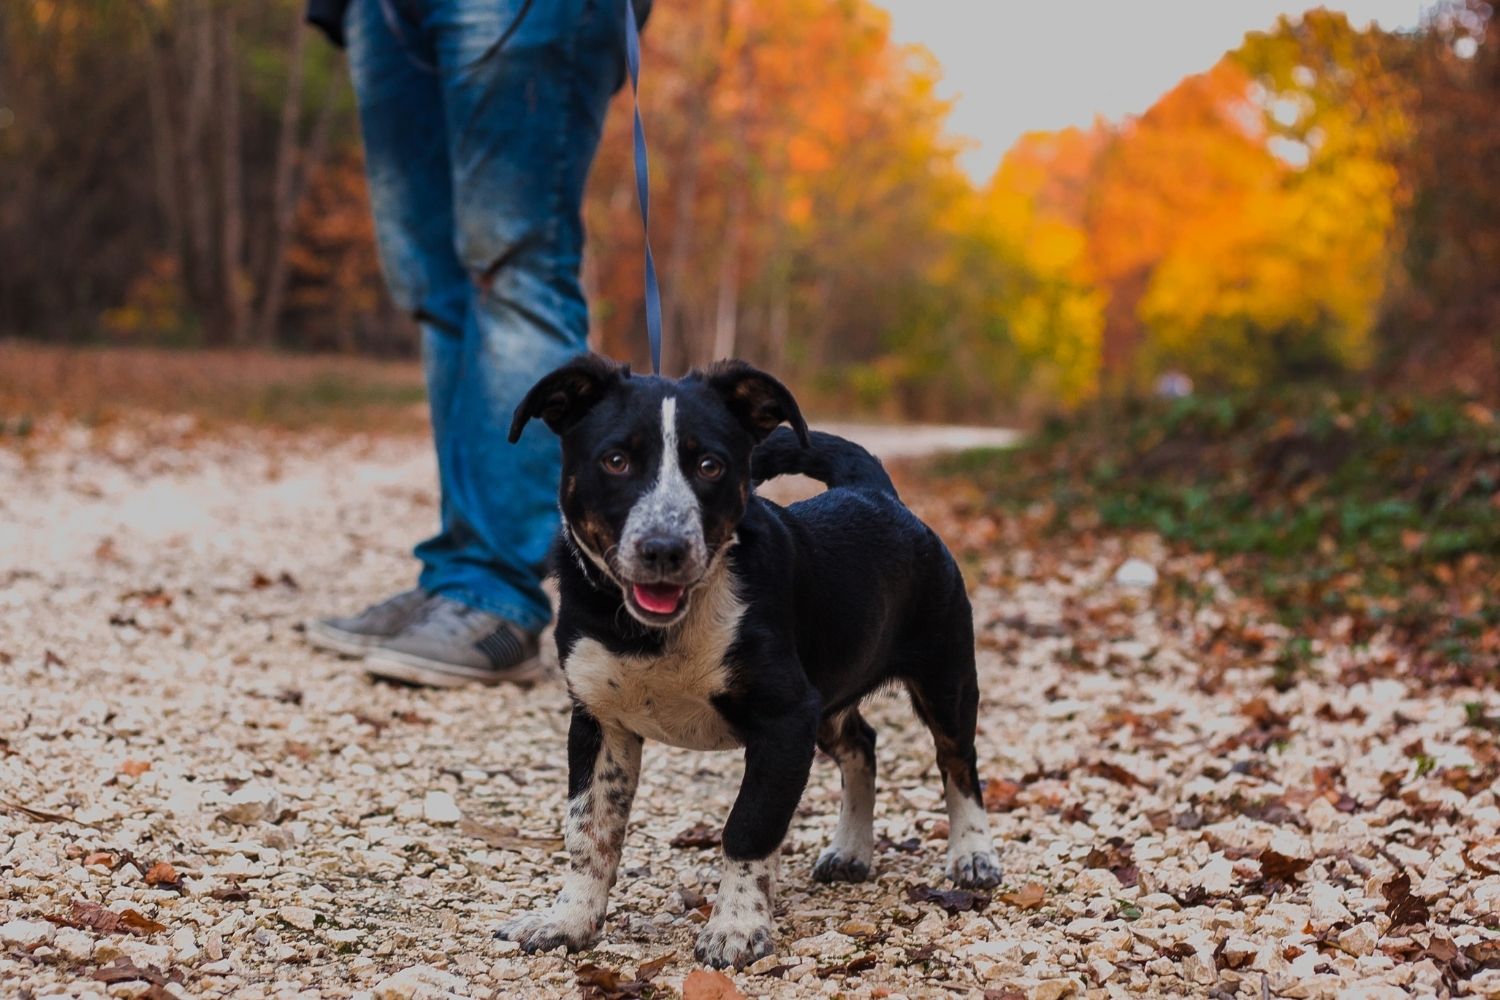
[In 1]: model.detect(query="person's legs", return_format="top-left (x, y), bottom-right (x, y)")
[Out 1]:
top-left (412, 0), bottom-right (625, 632)
top-left (344, 0), bottom-right (472, 567)
top-left (308, 0), bottom-right (471, 657)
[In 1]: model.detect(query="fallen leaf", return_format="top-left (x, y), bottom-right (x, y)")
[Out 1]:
top-left (0, 798), bottom-right (73, 824)
top-left (983, 778), bottom-right (1023, 812)
top-left (681, 968), bottom-right (746, 1000)
top-left (998, 882), bottom-right (1046, 910)
top-left (636, 952), bottom-right (675, 981)
top-left (83, 851), bottom-right (116, 868)
top-left (815, 954), bottom-right (877, 977)
top-left (906, 883), bottom-right (991, 914)
top-left (1088, 760), bottom-right (1153, 789)
top-left (1382, 871), bottom-right (1430, 929)
top-left (1258, 848), bottom-right (1313, 885)
top-left (208, 886), bottom-right (251, 902)
top-left (457, 817), bottom-right (563, 852)
top-left (92, 958), bottom-right (171, 986)
top-left (670, 823), bottom-right (721, 849)
top-left (576, 962), bottom-right (651, 1000)
top-left (119, 909), bottom-right (168, 935)
top-left (144, 861), bottom-right (182, 890)
top-left (63, 900), bottom-right (122, 934)
top-left (118, 759), bottom-right (152, 777)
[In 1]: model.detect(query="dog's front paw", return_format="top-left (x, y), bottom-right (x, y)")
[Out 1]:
top-left (495, 906), bottom-right (602, 953)
top-left (811, 847), bottom-right (871, 884)
top-left (949, 849), bottom-right (1002, 889)
top-left (694, 917), bottom-right (774, 969)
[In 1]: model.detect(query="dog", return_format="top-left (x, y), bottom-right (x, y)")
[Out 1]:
top-left (497, 354), bottom-right (1000, 968)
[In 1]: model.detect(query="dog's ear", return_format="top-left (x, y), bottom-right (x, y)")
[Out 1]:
top-left (509, 354), bottom-right (627, 442)
top-left (698, 360), bottom-right (810, 447)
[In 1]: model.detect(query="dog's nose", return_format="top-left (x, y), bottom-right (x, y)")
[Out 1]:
top-left (637, 535), bottom-right (689, 575)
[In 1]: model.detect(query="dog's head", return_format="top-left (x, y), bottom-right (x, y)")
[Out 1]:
top-left (510, 354), bottom-right (809, 628)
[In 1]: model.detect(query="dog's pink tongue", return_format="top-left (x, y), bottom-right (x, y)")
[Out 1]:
top-left (633, 583), bottom-right (685, 615)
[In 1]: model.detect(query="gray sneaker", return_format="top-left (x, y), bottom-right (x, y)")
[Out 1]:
top-left (363, 596), bottom-right (544, 687)
top-left (305, 588), bottom-right (429, 657)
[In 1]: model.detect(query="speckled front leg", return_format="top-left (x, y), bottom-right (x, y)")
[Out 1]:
top-left (497, 709), bottom-right (641, 952)
top-left (695, 853), bottom-right (778, 969)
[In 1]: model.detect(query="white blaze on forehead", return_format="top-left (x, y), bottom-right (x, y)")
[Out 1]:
top-left (656, 396), bottom-right (687, 498)
top-left (619, 396), bottom-right (705, 575)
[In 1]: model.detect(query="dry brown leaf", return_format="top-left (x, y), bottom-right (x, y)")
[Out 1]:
top-left (64, 900), bottom-right (122, 933)
top-left (83, 851), bottom-right (116, 868)
top-left (144, 861), bottom-right (180, 888)
top-left (906, 883), bottom-right (991, 914)
top-left (1, 798), bottom-right (74, 823)
top-left (682, 968), bottom-right (746, 1000)
top-left (983, 778), bottom-right (1023, 812)
top-left (457, 817), bottom-right (563, 852)
top-left (999, 882), bottom-right (1046, 910)
top-left (118, 759), bottom-right (152, 777)
top-left (576, 962), bottom-right (650, 1000)
top-left (1258, 848), bottom-right (1313, 885)
top-left (1383, 871), bottom-right (1431, 929)
top-left (119, 909), bottom-right (168, 935)
top-left (670, 823), bottom-right (721, 849)
top-left (636, 952), bottom-right (675, 981)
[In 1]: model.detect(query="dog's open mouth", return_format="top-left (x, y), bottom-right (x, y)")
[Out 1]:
top-left (630, 582), bottom-right (687, 617)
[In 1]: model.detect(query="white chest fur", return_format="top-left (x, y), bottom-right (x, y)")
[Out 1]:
top-left (564, 568), bottom-right (745, 752)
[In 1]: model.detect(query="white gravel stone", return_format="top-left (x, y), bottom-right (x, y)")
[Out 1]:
top-left (1338, 922), bottom-right (1380, 956)
top-left (222, 783), bottom-right (280, 824)
top-left (423, 791), bottom-right (463, 825)
top-left (372, 964), bottom-right (470, 999)
top-left (1113, 558), bottom-right (1158, 589)
top-left (1, 919), bottom-right (55, 948)
top-left (1308, 882), bottom-right (1354, 932)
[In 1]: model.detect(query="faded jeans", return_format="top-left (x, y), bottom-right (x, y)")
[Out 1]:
top-left (344, 0), bottom-right (624, 631)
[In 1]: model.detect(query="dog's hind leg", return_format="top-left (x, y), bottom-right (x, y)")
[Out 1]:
top-left (497, 706), bottom-right (642, 952)
top-left (904, 647), bottom-right (1002, 889)
top-left (811, 707), bottom-right (877, 883)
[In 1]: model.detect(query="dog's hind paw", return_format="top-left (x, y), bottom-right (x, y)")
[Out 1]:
top-left (949, 849), bottom-right (1002, 889)
top-left (494, 907), bottom-right (601, 953)
top-left (811, 848), bottom-right (872, 884)
top-left (694, 919), bottom-right (774, 969)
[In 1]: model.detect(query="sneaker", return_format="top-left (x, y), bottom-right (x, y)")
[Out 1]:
top-left (363, 596), bottom-right (544, 687)
top-left (305, 588), bottom-right (429, 657)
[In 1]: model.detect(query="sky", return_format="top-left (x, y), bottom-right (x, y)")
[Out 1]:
top-left (876, 1), bottom-right (1439, 181)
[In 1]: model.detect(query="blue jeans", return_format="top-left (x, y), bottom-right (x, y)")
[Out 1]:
top-left (345, 0), bottom-right (624, 632)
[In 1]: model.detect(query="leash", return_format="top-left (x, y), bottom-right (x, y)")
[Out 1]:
top-left (623, 0), bottom-right (663, 374)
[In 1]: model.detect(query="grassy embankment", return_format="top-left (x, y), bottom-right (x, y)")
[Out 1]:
top-left (0, 341), bottom-right (428, 435)
top-left (935, 391), bottom-right (1500, 686)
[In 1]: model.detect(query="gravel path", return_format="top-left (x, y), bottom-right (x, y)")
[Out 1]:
top-left (3, 421), bottom-right (1498, 999)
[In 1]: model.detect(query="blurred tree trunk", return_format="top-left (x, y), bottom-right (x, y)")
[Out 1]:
top-left (180, 5), bottom-right (218, 337)
top-left (216, 7), bottom-right (248, 343)
top-left (711, 192), bottom-right (743, 361)
top-left (660, 0), bottom-right (730, 373)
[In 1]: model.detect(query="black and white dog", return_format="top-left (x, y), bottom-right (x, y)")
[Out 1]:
top-left (498, 354), bottom-right (999, 968)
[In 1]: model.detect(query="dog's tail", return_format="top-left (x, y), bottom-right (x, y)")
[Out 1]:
top-left (751, 427), bottom-right (897, 495)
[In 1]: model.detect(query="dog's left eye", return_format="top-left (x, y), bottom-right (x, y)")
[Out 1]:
top-left (600, 450), bottom-right (631, 475)
top-left (697, 455), bottom-right (724, 481)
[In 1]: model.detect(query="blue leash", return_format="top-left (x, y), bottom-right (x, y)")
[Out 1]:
top-left (623, 0), bottom-right (663, 374)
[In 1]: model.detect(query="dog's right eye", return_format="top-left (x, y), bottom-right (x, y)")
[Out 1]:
top-left (600, 450), bottom-right (631, 476)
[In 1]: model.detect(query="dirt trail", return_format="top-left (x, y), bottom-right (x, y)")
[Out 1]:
top-left (2, 422), bottom-right (1495, 999)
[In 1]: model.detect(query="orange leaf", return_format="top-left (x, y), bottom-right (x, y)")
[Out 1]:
top-left (682, 968), bottom-right (746, 1000)
top-left (144, 861), bottom-right (179, 886)
top-left (983, 778), bottom-right (1023, 812)
top-left (1000, 882), bottom-right (1046, 910)
top-left (118, 760), bottom-right (151, 777)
